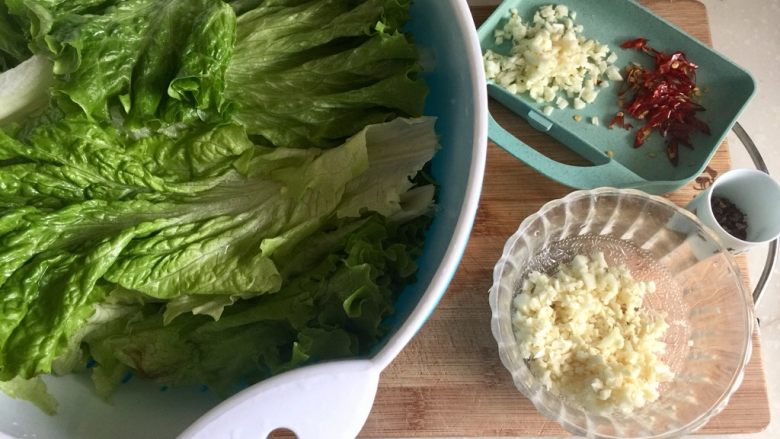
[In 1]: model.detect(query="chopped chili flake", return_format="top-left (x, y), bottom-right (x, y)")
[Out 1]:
top-left (614, 38), bottom-right (710, 165)
top-left (608, 111), bottom-right (633, 130)
top-left (635, 126), bottom-right (652, 147)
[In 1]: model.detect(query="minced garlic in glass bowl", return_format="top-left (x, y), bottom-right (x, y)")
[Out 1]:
top-left (489, 188), bottom-right (754, 439)
top-left (512, 252), bottom-right (674, 414)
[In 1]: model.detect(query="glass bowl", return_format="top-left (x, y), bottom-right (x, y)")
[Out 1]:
top-left (489, 188), bottom-right (754, 439)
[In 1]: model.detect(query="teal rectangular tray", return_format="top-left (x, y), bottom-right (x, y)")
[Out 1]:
top-left (479, 0), bottom-right (756, 194)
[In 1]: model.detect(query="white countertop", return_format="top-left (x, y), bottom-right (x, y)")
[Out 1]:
top-left (467, 0), bottom-right (779, 437)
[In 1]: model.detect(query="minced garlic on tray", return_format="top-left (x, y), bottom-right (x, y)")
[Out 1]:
top-left (512, 252), bottom-right (673, 414)
top-left (483, 5), bottom-right (622, 114)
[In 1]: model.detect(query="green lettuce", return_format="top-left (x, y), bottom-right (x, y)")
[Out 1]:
top-left (0, 376), bottom-right (57, 414)
top-left (0, 115), bottom-right (437, 384)
top-left (5, 0), bottom-right (236, 124)
top-left (84, 213), bottom-right (429, 396)
top-left (225, 0), bottom-right (428, 148)
top-left (0, 0), bottom-right (435, 411)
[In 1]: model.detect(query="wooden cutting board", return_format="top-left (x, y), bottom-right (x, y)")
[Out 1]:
top-left (359, 1), bottom-right (771, 436)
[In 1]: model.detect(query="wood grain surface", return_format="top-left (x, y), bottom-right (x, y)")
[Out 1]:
top-left (358, 1), bottom-right (771, 436)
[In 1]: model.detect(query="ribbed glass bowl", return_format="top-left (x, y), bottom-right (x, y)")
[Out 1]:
top-left (489, 188), bottom-right (754, 439)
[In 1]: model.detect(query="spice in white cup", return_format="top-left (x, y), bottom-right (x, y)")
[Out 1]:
top-left (687, 169), bottom-right (780, 253)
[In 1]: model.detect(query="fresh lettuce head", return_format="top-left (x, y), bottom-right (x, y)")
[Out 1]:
top-left (0, 0), bottom-right (435, 413)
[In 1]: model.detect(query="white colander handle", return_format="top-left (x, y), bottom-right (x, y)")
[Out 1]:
top-left (178, 359), bottom-right (381, 439)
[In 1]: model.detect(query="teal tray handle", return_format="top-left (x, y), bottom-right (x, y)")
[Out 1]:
top-left (488, 112), bottom-right (645, 189)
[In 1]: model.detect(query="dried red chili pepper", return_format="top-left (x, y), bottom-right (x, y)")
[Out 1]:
top-left (621, 38), bottom-right (649, 51)
top-left (614, 39), bottom-right (710, 165)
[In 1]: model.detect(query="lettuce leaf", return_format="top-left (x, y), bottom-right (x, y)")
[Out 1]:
top-left (225, 0), bottom-right (427, 148)
top-left (5, 0), bottom-right (236, 124)
top-left (0, 376), bottom-right (57, 415)
top-left (0, 55), bottom-right (52, 125)
top-left (85, 213), bottom-right (429, 396)
top-left (0, 116), bottom-right (436, 382)
top-left (0, 0), bottom-right (435, 410)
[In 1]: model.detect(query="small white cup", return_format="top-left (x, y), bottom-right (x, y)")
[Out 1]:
top-left (687, 169), bottom-right (780, 253)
